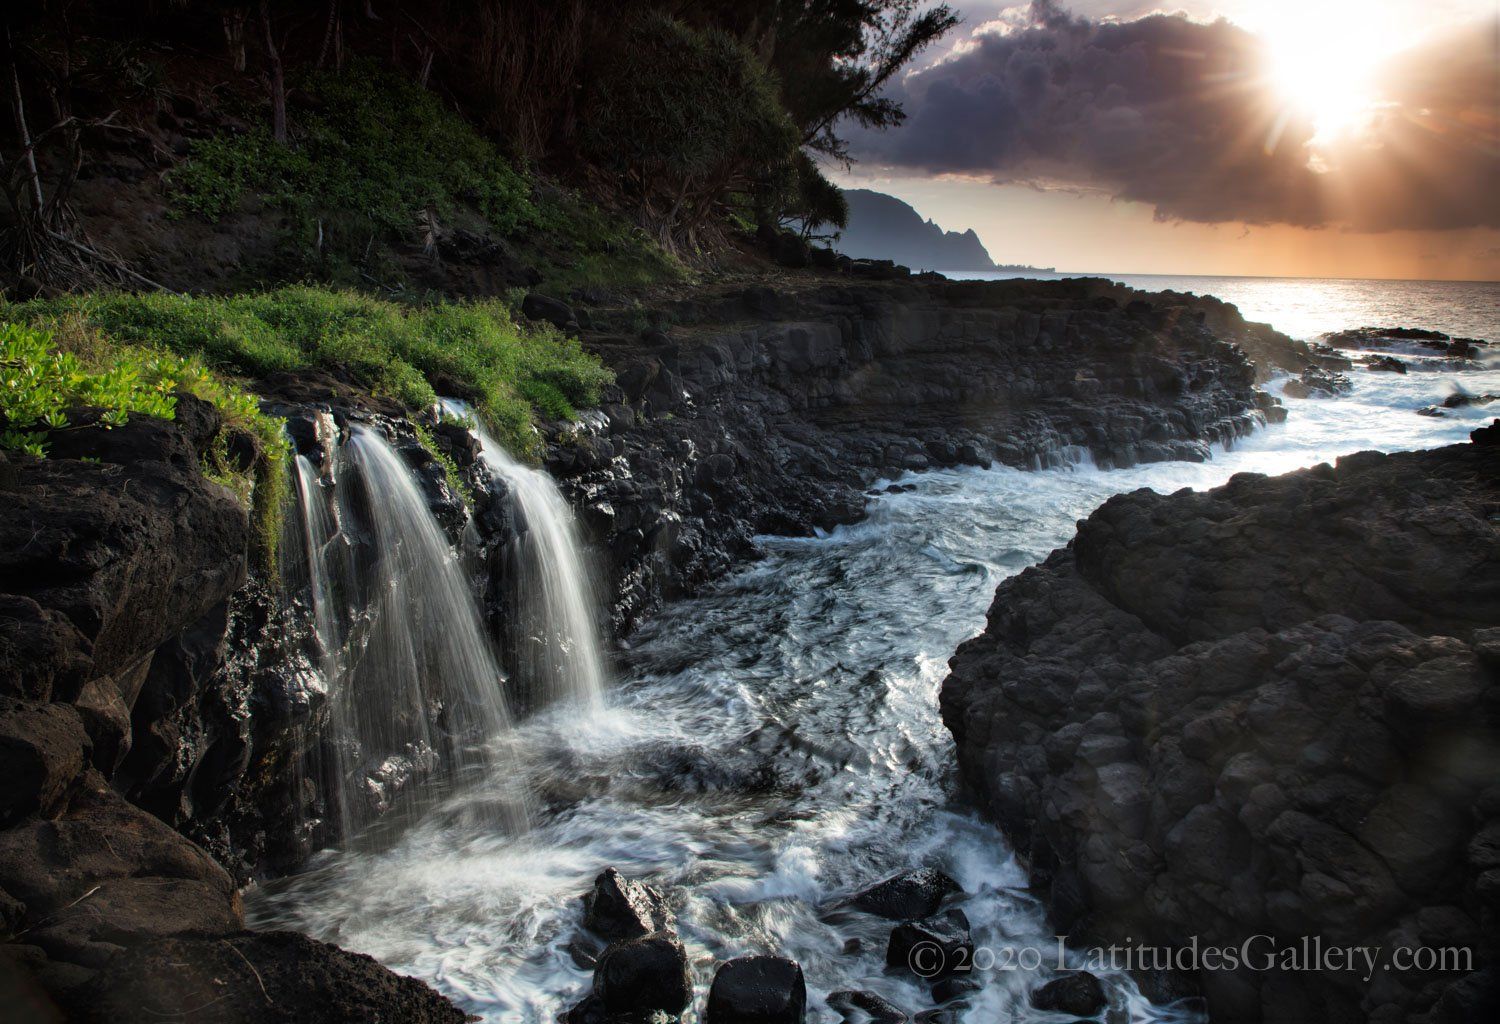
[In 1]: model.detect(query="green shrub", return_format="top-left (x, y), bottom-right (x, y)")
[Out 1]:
top-left (171, 63), bottom-right (535, 239)
top-left (0, 316), bottom-right (291, 571)
top-left (8, 288), bottom-right (613, 461)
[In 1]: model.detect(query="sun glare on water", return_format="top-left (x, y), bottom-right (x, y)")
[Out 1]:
top-left (1254, 0), bottom-right (1402, 140)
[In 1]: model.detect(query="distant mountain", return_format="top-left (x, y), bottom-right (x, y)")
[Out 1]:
top-left (835, 189), bottom-right (1000, 271)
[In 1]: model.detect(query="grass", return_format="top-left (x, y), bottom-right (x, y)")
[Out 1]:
top-left (4, 288), bottom-right (614, 460)
top-left (0, 316), bottom-right (290, 569)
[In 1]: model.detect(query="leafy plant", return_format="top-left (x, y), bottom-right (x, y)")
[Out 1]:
top-left (0, 317), bottom-right (291, 570)
top-left (171, 63), bottom-right (536, 242)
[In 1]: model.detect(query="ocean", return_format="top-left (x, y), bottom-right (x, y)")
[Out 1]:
top-left (943, 271), bottom-right (1500, 342)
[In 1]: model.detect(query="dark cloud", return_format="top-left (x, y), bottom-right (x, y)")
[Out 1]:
top-left (852, 1), bottom-right (1500, 231)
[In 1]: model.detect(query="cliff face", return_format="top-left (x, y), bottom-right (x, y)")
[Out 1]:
top-left (941, 425), bottom-right (1500, 1023)
top-left (835, 189), bottom-right (997, 270)
top-left (546, 277), bottom-right (1280, 633)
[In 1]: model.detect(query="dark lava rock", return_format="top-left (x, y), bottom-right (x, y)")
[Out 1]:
top-left (1366, 354), bottom-right (1407, 373)
top-left (827, 989), bottom-right (908, 1023)
top-left (542, 277), bottom-right (1277, 637)
top-left (0, 699), bottom-right (88, 826)
top-left (705, 955), bottom-right (808, 1024)
top-left (885, 910), bottom-right (973, 981)
top-left (850, 868), bottom-right (963, 921)
top-left (1443, 391), bottom-right (1497, 409)
top-left (941, 426), bottom-right (1500, 1022)
top-left (592, 932), bottom-right (692, 1020)
top-left (581, 867), bottom-right (674, 941)
top-left (1032, 973), bottom-right (1107, 1016)
top-left (930, 974), bottom-right (981, 1004)
top-left (521, 292), bottom-right (577, 331)
top-left (72, 930), bottom-right (465, 1023)
top-left (1280, 366), bottom-right (1352, 399)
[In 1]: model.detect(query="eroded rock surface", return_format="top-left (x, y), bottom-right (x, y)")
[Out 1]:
top-left (941, 424), bottom-right (1500, 1022)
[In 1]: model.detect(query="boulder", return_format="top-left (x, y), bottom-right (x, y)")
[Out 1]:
top-left (704, 955), bottom-right (807, 1024)
top-left (521, 292), bottom-right (577, 331)
top-left (581, 868), bottom-right (674, 942)
top-left (0, 700), bottom-right (88, 826)
top-left (73, 930), bottom-right (465, 1024)
top-left (941, 427), bottom-right (1500, 1022)
top-left (827, 990), bottom-right (907, 1024)
top-left (1032, 973), bottom-right (1107, 1016)
top-left (850, 868), bottom-right (962, 921)
top-left (592, 932), bottom-right (692, 1020)
top-left (885, 910), bottom-right (973, 982)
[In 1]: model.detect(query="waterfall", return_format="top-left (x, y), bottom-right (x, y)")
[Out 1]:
top-left (288, 425), bottom-right (527, 842)
top-left (440, 400), bottom-right (609, 712)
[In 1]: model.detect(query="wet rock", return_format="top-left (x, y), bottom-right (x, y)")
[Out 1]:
top-left (1443, 391), bottom-right (1497, 409)
top-left (543, 277), bottom-right (1277, 638)
top-left (581, 868), bottom-right (674, 942)
top-left (850, 868), bottom-right (963, 921)
top-left (1281, 366), bottom-right (1351, 399)
top-left (73, 930), bottom-right (466, 1023)
top-left (1032, 973), bottom-right (1107, 1016)
top-left (885, 910), bottom-right (973, 981)
top-left (704, 955), bottom-right (807, 1024)
top-left (827, 989), bottom-right (908, 1024)
top-left (941, 427), bottom-right (1500, 1022)
top-left (1365, 355), bottom-right (1407, 373)
top-left (592, 932), bottom-right (692, 1020)
top-left (929, 974), bottom-right (981, 1004)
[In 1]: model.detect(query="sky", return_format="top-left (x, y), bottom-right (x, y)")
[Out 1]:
top-left (834, 1), bottom-right (1500, 280)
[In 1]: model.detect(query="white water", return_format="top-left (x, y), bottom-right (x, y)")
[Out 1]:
top-left (286, 426), bottom-right (528, 840)
top-left (440, 400), bottom-right (609, 713)
top-left (253, 358), bottom-right (1498, 1021)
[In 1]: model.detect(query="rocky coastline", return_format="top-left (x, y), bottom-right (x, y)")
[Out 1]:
top-left (0, 272), bottom-right (1299, 1018)
top-left (941, 422), bottom-right (1500, 1022)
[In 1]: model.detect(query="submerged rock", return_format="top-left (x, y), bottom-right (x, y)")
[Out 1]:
top-left (581, 867), bottom-right (675, 942)
top-left (1032, 973), bottom-right (1107, 1016)
top-left (827, 989), bottom-right (908, 1024)
top-left (704, 955), bottom-right (807, 1024)
top-left (591, 932), bottom-right (692, 1021)
top-left (849, 868), bottom-right (963, 921)
top-left (885, 909), bottom-right (973, 982)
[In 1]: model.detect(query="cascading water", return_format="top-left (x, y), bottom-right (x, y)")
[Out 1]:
top-left (254, 353), bottom-right (1500, 1022)
top-left (287, 424), bottom-right (528, 842)
top-left (440, 400), bottom-right (608, 712)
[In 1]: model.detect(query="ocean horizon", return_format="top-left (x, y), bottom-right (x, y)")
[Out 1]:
top-left (939, 269), bottom-right (1500, 342)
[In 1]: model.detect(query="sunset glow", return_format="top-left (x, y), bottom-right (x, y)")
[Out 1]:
top-left (1254, 0), bottom-right (1402, 141)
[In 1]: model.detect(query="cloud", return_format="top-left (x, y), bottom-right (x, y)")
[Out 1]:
top-left (851, 1), bottom-right (1499, 231)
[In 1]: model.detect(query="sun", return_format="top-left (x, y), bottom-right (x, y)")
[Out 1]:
top-left (1252, 0), bottom-right (1399, 142)
top-left (1266, 34), bottom-right (1377, 139)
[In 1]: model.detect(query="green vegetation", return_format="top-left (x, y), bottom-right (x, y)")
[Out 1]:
top-left (581, 14), bottom-right (799, 249)
top-left (412, 422), bottom-right (473, 507)
top-left (6, 288), bottom-right (612, 460)
top-left (0, 317), bottom-right (290, 569)
top-left (172, 64), bottom-right (535, 237)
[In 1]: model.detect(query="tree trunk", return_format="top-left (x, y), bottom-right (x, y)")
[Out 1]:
top-left (260, 1), bottom-right (287, 144)
top-left (223, 9), bottom-right (248, 72)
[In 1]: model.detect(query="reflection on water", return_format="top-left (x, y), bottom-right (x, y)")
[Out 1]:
top-left (248, 359), bottom-right (1498, 1022)
top-left (947, 271), bottom-right (1499, 343)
